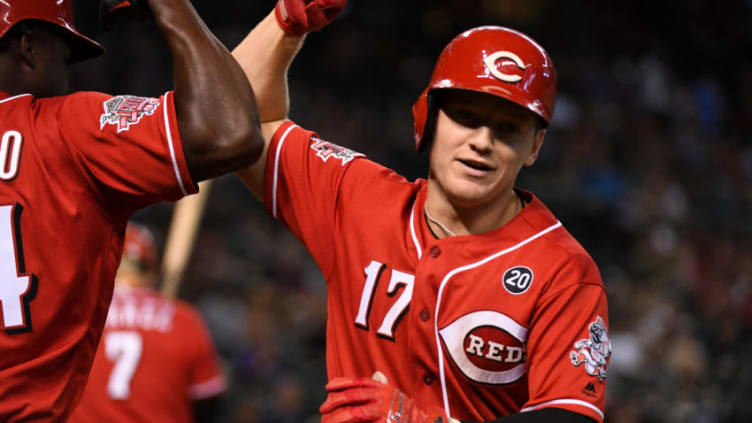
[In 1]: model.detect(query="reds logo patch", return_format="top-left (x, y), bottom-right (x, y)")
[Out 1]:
top-left (439, 311), bottom-right (527, 385)
top-left (570, 316), bottom-right (611, 382)
top-left (310, 137), bottom-right (364, 166)
top-left (100, 95), bottom-right (160, 133)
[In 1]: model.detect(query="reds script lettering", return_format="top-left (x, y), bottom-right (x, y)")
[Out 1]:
top-left (466, 334), bottom-right (525, 364)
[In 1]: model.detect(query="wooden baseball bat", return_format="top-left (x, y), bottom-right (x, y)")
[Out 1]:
top-left (160, 180), bottom-right (213, 298)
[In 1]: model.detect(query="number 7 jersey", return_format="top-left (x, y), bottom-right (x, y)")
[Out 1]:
top-left (263, 122), bottom-right (611, 422)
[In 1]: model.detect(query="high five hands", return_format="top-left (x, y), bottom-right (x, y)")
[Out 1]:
top-left (275, 0), bottom-right (347, 36)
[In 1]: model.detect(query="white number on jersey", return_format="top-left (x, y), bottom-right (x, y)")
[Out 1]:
top-left (355, 260), bottom-right (415, 340)
top-left (0, 130), bottom-right (23, 180)
top-left (105, 331), bottom-right (143, 399)
top-left (0, 204), bottom-right (35, 333)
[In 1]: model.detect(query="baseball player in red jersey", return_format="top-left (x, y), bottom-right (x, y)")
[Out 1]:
top-left (230, 1), bottom-right (609, 422)
top-left (0, 0), bottom-right (262, 421)
top-left (69, 222), bottom-right (226, 423)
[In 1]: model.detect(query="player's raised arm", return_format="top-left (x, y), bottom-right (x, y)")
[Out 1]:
top-left (231, 0), bottom-right (346, 199)
top-left (102, 0), bottom-right (264, 181)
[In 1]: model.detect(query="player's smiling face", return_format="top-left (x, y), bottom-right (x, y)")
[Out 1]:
top-left (428, 90), bottom-right (545, 209)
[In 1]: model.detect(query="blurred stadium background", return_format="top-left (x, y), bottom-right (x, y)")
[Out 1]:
top-left (71, 1), bottom-right (752, 422)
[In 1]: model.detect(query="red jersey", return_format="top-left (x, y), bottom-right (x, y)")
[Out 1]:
top-left (68, 286), bottom-right (225, 423)
top-left (0, 91), bottom-right (197, 421)
top-left (263, 121), bottom-right (611, 422)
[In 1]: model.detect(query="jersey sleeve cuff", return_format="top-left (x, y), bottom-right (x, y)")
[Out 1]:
top-left (162, 91), bottom-right (198, 196)
top-left (521, 399), bottom-right (604, 423)
top-left (263, 120), bottom-right (300, 220)
top-left (188, 375), bottom-right (227, 400)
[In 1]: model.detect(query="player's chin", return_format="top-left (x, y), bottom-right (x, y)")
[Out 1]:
top-left (445, 183), bottom-right (497, 208)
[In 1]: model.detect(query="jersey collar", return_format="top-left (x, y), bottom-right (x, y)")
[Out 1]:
top-left (0, 91), bottom-right (33, 104)
top-left (411, 184), bottom-right (558, 249)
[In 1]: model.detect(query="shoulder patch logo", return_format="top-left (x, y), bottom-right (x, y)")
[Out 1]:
top-left (570, 316), bottom-right (611, 382)
top-left (310, 137), bottom-right (364, 166)
top-left (502, 266), bottom-right (533, 295)
top-left (100, 95), bottom-right (160, 133)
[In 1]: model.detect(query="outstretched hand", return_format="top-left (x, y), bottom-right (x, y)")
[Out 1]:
top-left (274, 0), bottom-right (347, 36)
top-left (99, 0), bottom-right (152, 30)
top-left (320, 371), bottom-right (458, 423)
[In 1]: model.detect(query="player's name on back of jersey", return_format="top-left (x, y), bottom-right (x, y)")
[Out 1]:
top-left (105, 298), bottom-right (176, 332)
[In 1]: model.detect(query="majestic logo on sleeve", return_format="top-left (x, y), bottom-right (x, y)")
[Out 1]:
top-left (100, 95), bottom-right (161, 133)
top-left (310, 137), bottom-right (364, 166)
top-left (570, 316), bottom-right (611, 382)
top-left (439, 311), bottom-right (527, 384)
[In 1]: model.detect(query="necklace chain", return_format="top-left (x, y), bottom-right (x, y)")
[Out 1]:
top-left (424, 194), bottom-right (523, 238)
top-left (424, 207), bottom-right (456, 237)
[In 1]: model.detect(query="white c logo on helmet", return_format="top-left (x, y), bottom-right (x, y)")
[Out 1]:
top-left (484, 51), bottom-right (525, 83)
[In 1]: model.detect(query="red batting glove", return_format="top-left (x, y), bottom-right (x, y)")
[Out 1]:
top-left (274, 0), bottom-right (347, 36)
top-left (320, 377), bottom-right (454, 423)
top-left (99, 0), bottom-right (152, 30)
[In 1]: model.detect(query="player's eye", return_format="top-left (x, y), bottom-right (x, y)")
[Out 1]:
top-left (492, 121), bottom-right (521, 136)
top-left (444, 106), bottom-right (483, 128)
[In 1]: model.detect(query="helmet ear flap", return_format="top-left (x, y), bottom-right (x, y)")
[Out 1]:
top-left (418, 92), bottom-right (440, 153)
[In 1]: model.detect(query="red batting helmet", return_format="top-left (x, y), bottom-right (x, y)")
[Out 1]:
top-left (122, 222), bottom-right (158, 271)
top-left (0, 0), bottom-right (104, 63)
top-left (412, 26), bottom-right (557, 151)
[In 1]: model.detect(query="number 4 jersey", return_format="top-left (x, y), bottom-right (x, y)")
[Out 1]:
top-left (261, 122), bottom-right (611, 422)
top-left (0, 91), bottom-right (197, 421)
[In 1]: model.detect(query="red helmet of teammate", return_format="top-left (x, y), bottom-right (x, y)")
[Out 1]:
top-left (412, 26), bottom-right (557, 151)
top-left (0, 0), bottom-right (104, 63)
top-left (122, 222), bottom-right (158, 271)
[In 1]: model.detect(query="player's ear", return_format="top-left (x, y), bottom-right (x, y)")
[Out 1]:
top-left (16, 26), bottom-right (37, 70)
top-left (524, 128), bottom-right (546, 167)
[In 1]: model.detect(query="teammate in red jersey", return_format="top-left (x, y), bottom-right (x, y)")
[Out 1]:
top-left (0, 0), bottom-right (262, 421)
top-left (69, 222), bottom-right (226, 423)
top-left (230, 1), bottom-right (609, 422)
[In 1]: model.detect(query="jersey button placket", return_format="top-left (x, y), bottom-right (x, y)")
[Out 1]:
top-left (429, 246), bottom-right (441, 258)
top-left (419, 308), bottom-right (430, 321)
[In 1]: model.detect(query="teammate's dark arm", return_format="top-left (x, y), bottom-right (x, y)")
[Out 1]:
top-left (461, 408), bottom-right (595, 423)
top-left (148, 0), bottom-right (263, 181)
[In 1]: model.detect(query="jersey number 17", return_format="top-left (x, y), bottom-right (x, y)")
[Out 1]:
top-left (354, 260), bottom-right (414, 340)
